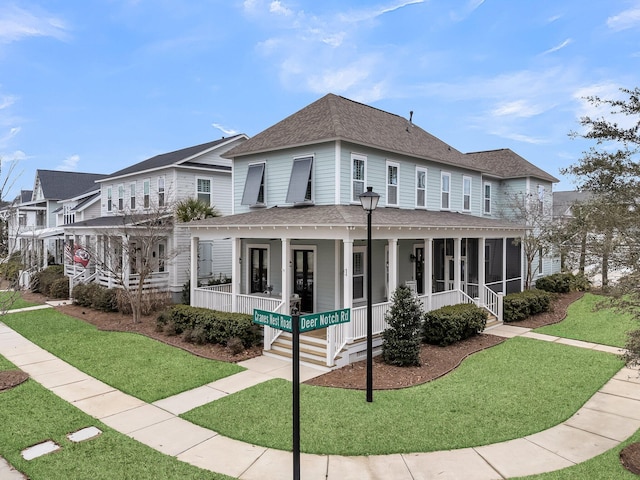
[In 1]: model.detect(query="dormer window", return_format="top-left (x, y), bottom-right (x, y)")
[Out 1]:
top-left (286, 156), bottom-right (313, 204)
top-left (242, 163), bottom-right (266, 206)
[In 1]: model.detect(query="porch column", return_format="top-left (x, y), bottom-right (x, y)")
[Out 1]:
top-left (232, 237), bottom-right (241, 312)
top-left (424, 237), bottom-right (433, 311)
top-left (502, 236), bottom-right (508, 294)
top-left (479, 237), bottom-right (486, 306)
top-left (334, 240), bottom-right (343, 309)
top-left (281, 238), bottom-right (291, 314)
top-left (520, 240), bottom-right (525, 292)
top-left (388, 238), bottom-right (398, 298)
top-left (343, 239), bottom-right (353, 341)
top-left (190, 236), bottom-right (199, 306)
top-left (122, 236), bottom-right (130, 289)
top-left (454, 237), bottom-right (461, 291)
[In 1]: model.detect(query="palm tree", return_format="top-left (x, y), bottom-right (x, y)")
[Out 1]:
top-left (175, 198), bottom-right (219, 222)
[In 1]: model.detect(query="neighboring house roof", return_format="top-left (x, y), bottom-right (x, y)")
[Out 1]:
top-left (466, 149), bottom-right (559, 183)
top-left (552, 190), bottom-right (592, 218)
top-left (103, 135), bottom-right (246, 180)
top-left (35, 170), bottom-right (107, 201)
top-left (223, 93), bottom-right (557, 183)
top-left (65, 213), bottom-right (173, 229)
top-left (73, 192), bottom-right (101, 211)
top-left (20, 190), bottom-right (33, 203)
top-left (188, 205), bottom-right (523, 231)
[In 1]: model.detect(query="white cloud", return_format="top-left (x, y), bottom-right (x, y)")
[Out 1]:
top-left (541, 38), bottom-right (572, 55)
top-left (270, 1), bottom-right (292, 16)
top-left (212, 123), bottom-right (239, 136)
top-left (0, 5), bottom-right (68, 44)
top-left (0, 95), bottom-right (17, 110)
top-left (449, 0), bottom-right (485, 22)
top-left (56, 154), bottom-right (79, 171)
top-left (607, 5), bottom-right (640, 31)
top-left (0, 126), bottom-right (20, 146)
top-left (491, 100), bottom-right (546, 118)
top-left (0, 150), bottom-right (27, 162)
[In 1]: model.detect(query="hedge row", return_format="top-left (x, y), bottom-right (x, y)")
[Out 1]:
top-left (503, 289), bottom-right (552, 323)
top-left (156, 304), bottom-right (262, 349)
top-left (422, 303), bottom-right (488, 346)
top-left (72, 283), bottom-right (118, 312)
top-left (535, 272), bottom-right (591, 293)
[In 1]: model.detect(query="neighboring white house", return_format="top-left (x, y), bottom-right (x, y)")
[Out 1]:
top-left (62, 135), bottom-right (247, 301)
top-left (187, 93), bottom-right (560, 369)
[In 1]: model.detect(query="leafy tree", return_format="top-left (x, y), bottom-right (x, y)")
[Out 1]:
top-left (382, 285), bottom-right (423, 367)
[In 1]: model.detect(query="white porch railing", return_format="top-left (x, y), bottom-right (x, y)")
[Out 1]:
top-left (479, 286), bottom-right (503, 322)
top-left (350, 301), bottom-right (392, 342)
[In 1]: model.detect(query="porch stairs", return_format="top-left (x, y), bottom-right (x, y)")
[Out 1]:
top-left (265, 331), bottom-right (337, 372)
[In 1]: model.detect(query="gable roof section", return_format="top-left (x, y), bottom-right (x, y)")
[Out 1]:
top-left (103, 134), bottom-right (246, 180)
top-left (466, 149), bottom-right (559, 183)
top-left (35, 170), bottom-right (107, 201)
top-left (552, 190), bottom-right (592, 218)
top-left (224, 94), bottom-right (473, 169)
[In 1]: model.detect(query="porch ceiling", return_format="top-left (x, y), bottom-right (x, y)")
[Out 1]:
top-left (188, 204), bottom-right (525, 238)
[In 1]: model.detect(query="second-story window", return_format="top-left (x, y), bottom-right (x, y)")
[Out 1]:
top-left (386, 161), bottom-right (399, 206)
top-left (143, 179), bottom-right (150, 208)
top-left (118, 184), bottom-right (124, 211)
top-left (351, 154), bottom-right (366, 202)
top-left (63, 205), bottom-right (75, 225)
top-left (158, 177), bottom-right (165, 207)
top-left (441, 172), bottom-right (451, 209)
top-left (286, 156), bottom-right (313, 204)
top-left (107, 186), bottom-right (113, 212)
top-left (484, 182), bottom-right (492, 214)
top-left (241, 163), bottom-right (265, 206)
top-left (537, 184), bottom-right (545, 212)
top-left (463, 176), bottom-right (472, 211)
top-left (197, 178), bottom-right (212, 206)
top-left (416, 168), bottom-right (427, 208)
top-left (130, 182), bottom-right (136, 210)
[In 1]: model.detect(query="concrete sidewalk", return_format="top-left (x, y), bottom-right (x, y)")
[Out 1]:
top-left (1, 319), bottom-right (640, 479)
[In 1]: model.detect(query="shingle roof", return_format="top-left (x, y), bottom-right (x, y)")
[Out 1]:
top-left (36, 170), bottom-right (107, 201)
top-left (552, 190), bottom-right (592, 218)
top-left (188, 204), bottom-right (523, 231)
top-left (104, 135), bottom-right (245, 179)
top-left (223, 94), bottom-right (557, 183)
top-left (465, 149), bottom-right (559, 183)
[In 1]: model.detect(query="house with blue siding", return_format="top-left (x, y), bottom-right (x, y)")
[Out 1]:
top-left (188, 94), bottom-right (559, 369)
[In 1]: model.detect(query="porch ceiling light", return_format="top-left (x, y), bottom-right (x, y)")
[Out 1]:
top-left (359, 187), bottom-right (380, 212)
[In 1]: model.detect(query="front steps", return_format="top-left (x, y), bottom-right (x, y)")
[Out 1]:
top-left (265, 332), bottom-right (335, 372)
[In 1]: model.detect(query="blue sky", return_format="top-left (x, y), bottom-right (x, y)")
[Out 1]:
top-left (1, 0), bottom-right (639, 200)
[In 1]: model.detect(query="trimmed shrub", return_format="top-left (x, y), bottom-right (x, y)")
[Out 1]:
top-left (31, 265), bottom-right (65, 295)
top-left (535, 272), bottom-right (591, 293)
top-left (0, 251), bottom-right (23, 286)
top-left (423, 303), bottom-right (488, 346)
top-left (382, 285), bottom-right (423, 367)
top-left (72, 283), bottom-right (118, 312)
top-left (156, 304), bottom-right (261, 348)
top-left (49, 277), bottom-right (70, 299)
top-left (503, 289), bottom-right (553, 322)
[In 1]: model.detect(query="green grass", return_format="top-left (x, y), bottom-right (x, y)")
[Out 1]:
top-left (182, 337), bottom-right (623, 456)
top-left (0, 291), bottom-right (41, 310)
top-left (0, 359), bottom-right (234, 480)
top-left (535, 293), bottom-right (637, 348)
top-left (1, 309), bottom-right (244, 402)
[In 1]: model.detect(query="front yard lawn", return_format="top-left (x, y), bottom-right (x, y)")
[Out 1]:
top-left (2, 309), bottom-right (244, 402)
top-left (182, 337), bottom-right (623, 456)
top-left (0, 291), bottom-right (41, 311)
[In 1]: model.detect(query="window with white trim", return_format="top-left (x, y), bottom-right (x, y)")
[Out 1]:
top-left (143, 179), bottom-right (150, 209)
top-left (63, 205), bottom-right (75, 225)
top-left (462, 176), bottom-right (472, 211)
top-left (483, 182), bottom-right (492, 214)
top-left (537, 184), bottom-right (545, 212)
top-left (241, 163), bottom-right (266, 206)
top-left (107, 186), bottom-right (113, 212)
top-left (353, 247), bottom-right (366, 301)
top-left (351, 154), bottom-right (366, 202)
top-left (197, 178), bottom-right (212, 206)
top-left (158, 176), bottom-right (165, 207)
top-left (386, 161), bottom-right (399, 206)
top-left (441, 172), bottom-right (451, 209)
top-left (158, 242), bottom-right (166, 273)
top-left (130, 182), bottom-right (136, 210)
top-left (416, 168), bottom-right (427, 208)
top-left (286, 156), bottom-right (313, 204)
top-left (118, 184), bottom-right (124, 211)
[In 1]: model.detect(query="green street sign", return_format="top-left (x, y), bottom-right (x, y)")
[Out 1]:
top-left (253, 309), bottom-right (293, 332)
top-left (299, 308), bottom-right (350, 333)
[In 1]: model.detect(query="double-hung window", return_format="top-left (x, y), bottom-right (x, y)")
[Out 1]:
top-left (386, 161), bottom-right (399, 206)
top-left (416, 168), bottom-right (427, 208)
top-left (351, 154), bottom-right (366, 202)
top-left (241, 163), bottom-right (266, 206)
top-left (441, 172), bottom-right (451, 209)
top-left (537, 184), bottom-right (545, 213)
top-left (197, 178), bottom-right (212, 205)
top-left (118, 184), bottom-right (124, 211)
top-left (286, 156), bottom-right (313, 204)
top-left (107, 186), bottom-right (113, 212)
top-left (462, 176), bottom-right (472, 211)
top-left (353, 248), bottom-right (366, 301)
top-left (143, 179), bottom-right (150, 208)
top-left (483, 182), bottom-right (492, 214)
top-left (130, 182), bottom-right (136, 210)
top-left (158, 176), bottom-right (165, 207)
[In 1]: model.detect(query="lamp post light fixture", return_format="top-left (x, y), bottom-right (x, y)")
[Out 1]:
top-left (359, 186), bottom-right (380, 403)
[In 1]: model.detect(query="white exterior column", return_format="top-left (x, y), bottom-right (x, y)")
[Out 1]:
top-left (502, 236), bottom-right (508, 294)
top-left (190, 236), bottom-right (199, 306)
top-left (281, 238), bottom-right (291, 314)
top-left (122, 236), bottom-right (130, 289)
top-left (388, 238), bottom-right (398, 297)
top-left (232, 237), bottom-right (241, 312)
top-left (343, 239), bottom-right (353, 341)
top-left (424, 238), bottom-right (433, 311)
top-left (479, 237), bottom-right (486, 305)
top-left (454, 237), bottom-right (461, 291)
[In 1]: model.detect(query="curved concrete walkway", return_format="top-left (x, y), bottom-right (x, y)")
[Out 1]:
top-left (1, 306), bottom-right (639, 479)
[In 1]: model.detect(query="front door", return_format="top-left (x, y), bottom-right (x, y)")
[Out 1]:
top-left (414, 247), bottom-right (424, 294)
top-left (293, 249), bottom-right (314, 313)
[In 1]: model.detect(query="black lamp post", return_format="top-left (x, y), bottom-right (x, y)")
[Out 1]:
top-left (359, 186), bottom-right (380, 403)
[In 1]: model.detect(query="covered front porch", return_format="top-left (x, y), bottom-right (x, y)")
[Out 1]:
top-left (188, 205), bottom-right (524, 369)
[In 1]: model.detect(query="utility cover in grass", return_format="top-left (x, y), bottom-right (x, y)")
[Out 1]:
top-left (21, 440), bottom-right (60, 460)
top-left (67, 426), bottom-right (102, 442)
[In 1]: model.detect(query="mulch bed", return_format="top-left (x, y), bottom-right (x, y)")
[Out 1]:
top-left (621, 442), bottom-right (640, 476)
top-left (0, 370), bottom-right (29, 392)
